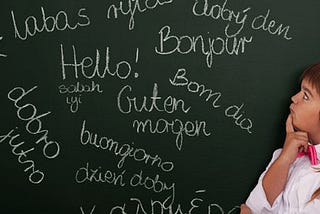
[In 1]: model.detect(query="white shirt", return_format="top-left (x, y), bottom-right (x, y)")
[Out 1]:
top-left (246, 144), bottom-right (320, 214)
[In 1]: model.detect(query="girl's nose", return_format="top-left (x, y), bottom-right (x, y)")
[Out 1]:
top-left (291, 91), bottom-right (301, 103)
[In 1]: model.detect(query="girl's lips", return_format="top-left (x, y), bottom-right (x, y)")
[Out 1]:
top-left (289, 104), bottom-right (294, 113)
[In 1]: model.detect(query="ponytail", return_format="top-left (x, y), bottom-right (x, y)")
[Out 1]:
top-left (310, 187), bottom-right (320, 201)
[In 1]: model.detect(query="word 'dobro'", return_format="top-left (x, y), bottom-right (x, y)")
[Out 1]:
top-left (0, 86), bottom-right (60, 184)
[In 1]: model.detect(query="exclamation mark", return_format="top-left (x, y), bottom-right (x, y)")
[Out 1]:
top-left (134, 48), bottom-right (139, 78)
top-left (0, 36), bottom-right (7, 58)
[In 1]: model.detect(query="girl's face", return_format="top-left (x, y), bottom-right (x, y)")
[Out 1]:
top-left (290, 79), bottom-right (320, 142)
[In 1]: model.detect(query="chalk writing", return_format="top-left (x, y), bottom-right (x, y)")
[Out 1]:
top-left (225, 103), bottom-right (253, 134)
top-left (133, 118), bottom-right (211, 151)
top-left (106, 0), bottom-right (174, 30)
top-left (117, 83), bottom-right (191, 114)
top-left (0, 86), bottom-right (61, 184)
top-left (75, 162), bottom-right (175, 201)
top-left (155, 25), bottom-right (253, 68)
top-left (1, 1), bottom-right (296, 212)
top-left (170, 68), bottom-right (253, 133)
top-left (0, 36), bottom-right (7, 57)
top-left (59, 44), bottom-right (140, 113)
top-left (59, 81), bottom-right (103, 94)
top-left (58, 80), bottom-right (103, 113)
top-left (192, 0), bottom-right (292, 40)
top-left (80, 189), bottom-right (240, 214)
top-left (0, 128), bottom-right (44, 184)
top-left (60, 44), bottom-right (136, 80)
top-left (116, 83), bottom-right (210, 150)
top-left (134, 48), bottom-right (140, 78)
top-left (11, 7), bottom-right (90, 41)
top-left (65, 95), bottom-right (82, 113)
top-left (169, 68), bottom-right (222, 108)
top-left (130, 170), bottom-right (174, 194)
top-left (80, 206), bottom-right (96, 214)
top-left (192, 0), bottom-right (251, 37)
top-left (75, 162), bottom-right (126, 186)
top-left (251, 9), bottom-right (292, 40)
top-left (7, 86), bottom-right (61, 158)
top-left (80, 120), bottom-right (174, 172)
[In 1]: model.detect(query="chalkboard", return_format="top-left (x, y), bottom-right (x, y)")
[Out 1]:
top-left (1, 0), bottom-right (320, 213)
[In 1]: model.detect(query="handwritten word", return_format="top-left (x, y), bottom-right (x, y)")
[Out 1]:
top-left (0, 36), bottom-right (7, 57)
top-left (117, 83), bottom-right (190, 114)
top-left (60, 44), bottom-right (136, 80)
top-left (170, 68), bottom-right (222, 108)
top-left (155, 25), bottom-right (252, 68)
top-left (59, 81), bottom-right (103, 94)
top-left (251, 9), bottom-right (292, 40)
top-left (0, 128), bottom-right (44, 184)
top-left (192, 0), bottom-right (251, 37)
top-left (58, 81), bottom-right (103, 113)
top-left (133, 118), bottom-right (211, 151)
top-left (65, 95), bottom-right (81, 113)
top-left (80, 120), bottom-right (174, 172)
top-left (192, 0), bottom-right (292, 41)
top-left (130, 170), bottom-right (175, 194)
top-left (75, 162), bottom-right (126, 186)
top-left (75, 162), bottom-right (175, 199)
top-left (128, 195), bottom-right (240, 214)
top-left (170, 68), bottom-right (253, 133)
top-left (106, 0), bottom-right (173, 30)
top-left (225, 103), bottom-right (253, 134)
top-left (11, 7), bottom-right (90, 41)
top-left (8, 86), bottom-right (60, 158)
top-left (85, 190), bottom-right (240, 214)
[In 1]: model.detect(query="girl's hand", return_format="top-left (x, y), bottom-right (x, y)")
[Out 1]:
top-left (240, 204), bottom-right (252, 214)
top-left (278, 114), bottom-right (309, 165)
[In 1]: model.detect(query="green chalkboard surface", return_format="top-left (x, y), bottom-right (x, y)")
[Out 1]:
top-left (1, 0), bottom-right (320, 213)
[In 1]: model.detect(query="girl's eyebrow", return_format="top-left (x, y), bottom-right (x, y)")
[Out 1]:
top-left (302, 86), bottom-right (314, 98)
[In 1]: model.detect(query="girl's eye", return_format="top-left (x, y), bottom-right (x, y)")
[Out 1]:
top-left (303, 92), bottom-right (309, 100)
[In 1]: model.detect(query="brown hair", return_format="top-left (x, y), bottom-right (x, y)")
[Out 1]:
top-left (311, 188), bottom-right (320, 201)
top-left (300, 62), bottom-right (320, 95)
top-left (301, 62), bottom-right (320, 201)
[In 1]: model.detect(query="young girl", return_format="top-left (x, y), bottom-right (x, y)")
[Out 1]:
top-left (241, 62), bottom-right (320, 213)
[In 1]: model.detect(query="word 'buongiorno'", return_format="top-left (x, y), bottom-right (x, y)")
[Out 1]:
top-left (0, 86), bottom-right (60, 184)
top-left (80, 120), bottom-right (174, 172)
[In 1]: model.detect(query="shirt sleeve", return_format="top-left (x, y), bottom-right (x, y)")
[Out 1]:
top-left (245, 149), bottom-right (283, 214)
